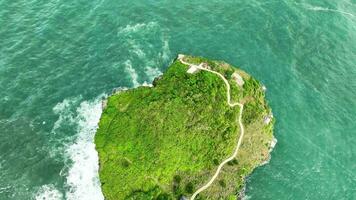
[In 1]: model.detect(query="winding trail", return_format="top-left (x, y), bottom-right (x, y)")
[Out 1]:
top-left (178, 55), bottom-right (245, 200)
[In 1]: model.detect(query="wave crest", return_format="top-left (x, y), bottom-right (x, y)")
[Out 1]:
top-left (35, 184), bottom-right (62, 200)
top-left (64, 98), bottom-right (104, 200)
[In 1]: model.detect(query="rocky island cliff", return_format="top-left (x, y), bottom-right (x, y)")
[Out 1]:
top-left (95, 55), bottom-right (275, 199)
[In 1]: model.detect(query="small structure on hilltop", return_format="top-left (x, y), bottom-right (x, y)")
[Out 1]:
top-left (187, 65), bottom-right (199, 74)
top-left (201, 63), bottom-right (211, 70)
top-left (177, 54), bottom-right (185, 60)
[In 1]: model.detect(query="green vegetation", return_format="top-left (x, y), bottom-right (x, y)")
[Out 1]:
top-left (95, 55), bottom-right (274, 199)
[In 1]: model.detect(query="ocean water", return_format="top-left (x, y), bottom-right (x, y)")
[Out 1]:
top-left (0, 0), bottom-right (355, 199)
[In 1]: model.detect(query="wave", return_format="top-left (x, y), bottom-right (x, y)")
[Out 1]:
top-left (64, 98), bottom-right (104, 200)
top-left (35, 184), bottom-right (62, 200)
top-left (296, 2), bottom-right (356, 19)
top-left (117, 22), bottom-right (158, 34)
top-left (48, 97), bottom-right (83, 160)
top-left (159, 39), bottom-right (171, 62)
top-left (242, 194), bottom-right (251, 200)
top-left (37, 97), bottom-right (105, 200)
top-left (128, 40), bottom-right (146, 59)
top-left (52, 98), bottom-right (79, 131)
top-left (124, 60), bottom-right (140, 88)
top-left (145, 66), bottom-right (162, 80)
top-left (117, 21), bottom-right (170, 88)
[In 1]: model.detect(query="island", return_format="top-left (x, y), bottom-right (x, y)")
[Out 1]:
top-left (95, 55), bottom-right (275, 200)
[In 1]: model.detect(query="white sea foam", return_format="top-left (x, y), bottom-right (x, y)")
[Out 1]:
top-left (117, 21), bottom-right (171, 87)
top-left (142, 81), bottom-right (153, 87)
top-left (35, 184), bottom-right (63, 200)
top-left (48, 97), bottom-right (82, 159)
top-left (53, 99), bottom-right (72, 113)
top-left (242, 195), bottom-right (251, 200)
top-left (41, 97), bottom-right (104, 200)
top-left (159, 39), bottom-right (171, 62)
top-left (124, 60), bottom-right (140, 87)
top-left (129, 40), bottom-right (146, 59)
top-left (310, 7), bottom-right (355, 18)
top-left (112, 86), bottom-right (129, 94)
top-left (117, 22), bottom-right (157, 34)
top-left (144, 39), bottom-right (170, 81)
top-left (64, 98), bottom-right (104, 200)
top-left (297, 2), bottom-right (356, 18)
top-left (145, 66), bottom-right (162, 79)
top-left (52, 98), bottom-right (79, 131)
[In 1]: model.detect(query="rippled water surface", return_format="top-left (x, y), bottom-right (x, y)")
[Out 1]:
top-left (0, 0), bottom-right (355, 199)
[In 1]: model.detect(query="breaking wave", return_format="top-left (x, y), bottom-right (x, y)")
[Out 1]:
top-left (36, 20), bottom-right (171, 199)
top-left (37, 97), bottom-right (105, 200)
top-left (117, 21), bottom-right (170, 88)
top-left (124, 60), bottom-right (140, 87)
top-left (117, 22), bottom-right (158, 34)
top-left (64, 98), bottom-right (104, 200)
top-left (35, 184), bottom-right (62, 200)
top-left (296, 2), bottom-right (356, 19)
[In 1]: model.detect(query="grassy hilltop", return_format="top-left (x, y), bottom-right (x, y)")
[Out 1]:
top-left (95, 55), bottom-right (274, 199)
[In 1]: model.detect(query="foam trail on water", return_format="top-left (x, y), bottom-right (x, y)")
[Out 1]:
top-left (124, 60), bottom-right (140, 88)
top-left (130, 41), bottom-right (146, 59)
top-left (242, 195), bottom-right (251, 200)
top-left (117, 22), bottom-right (157, 34)
top-left (145, 66), bottom-right (162, 80)
top-left (160, 39), bottom-right (171, 62)
top-left (65, 98), bottom-right (104, 200)
top-left (52, 98), bottom-right (78, 131)
top-left (296, 2), bottom-right (356, 19)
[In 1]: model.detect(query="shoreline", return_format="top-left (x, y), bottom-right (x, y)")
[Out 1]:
top-left (238, 136), bottom-right (277, 200)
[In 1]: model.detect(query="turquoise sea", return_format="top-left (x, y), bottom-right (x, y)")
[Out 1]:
top-left (0, 0), bottom-right (355, 199)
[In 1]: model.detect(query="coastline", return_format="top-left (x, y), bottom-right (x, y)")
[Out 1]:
top-left (238, 136), bottom-right (277, 200)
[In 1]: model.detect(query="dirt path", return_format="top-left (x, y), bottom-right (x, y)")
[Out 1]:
top-left (178, 56), bottom-right (245, 200)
